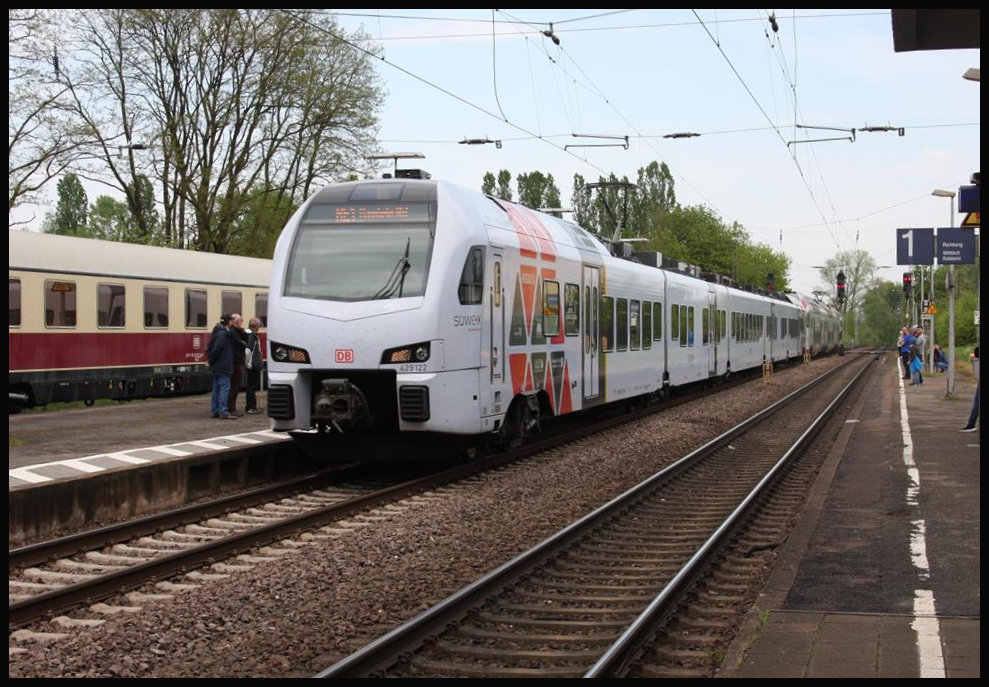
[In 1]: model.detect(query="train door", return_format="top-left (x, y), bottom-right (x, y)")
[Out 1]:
top-left (582, 265), bottom-right (600, 400)
top-left (707, 289), bottom-right (717, 377)
top-left (481, 251), bottom-right (506, 420)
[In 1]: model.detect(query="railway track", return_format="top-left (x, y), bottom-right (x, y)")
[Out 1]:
top-left (7, 357), bottom-right (773, 630)
top-left (8, 355), bottom-right (857, 638)
top-left (315, 354), bottom-right (875, 678)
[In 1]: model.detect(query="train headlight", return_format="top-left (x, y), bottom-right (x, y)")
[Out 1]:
top-left (270, 342), bottom-right (311, 364)
top-left (381, 341), bottom-right (431, 364)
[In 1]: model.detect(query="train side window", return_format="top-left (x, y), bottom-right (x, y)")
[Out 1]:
top-left (629, 299), bottom-right (640, 351)
top-left (599, 295), bottom-right (614, 352)
top-left (702, 305), bottom-right (711, 345)
top-left (542, 280), bottom-right (560, 337)
top-left (686, 306), bottom-right (694, 347)
top-left (255, 292), bottom-right (268, 327)
top-left (457, 246), bottom-right (485, 305)
top-left (98, 283), bottom-right (126, 328)
top-left (186, 289), bottom-right (207, 328)
top-left (564, 283), bottom-right (580, 336)
top-left (616, 298), bottom-right (628, 351)
top-left (642, 300), bottom-right (651, 350)
top-left (671, 304), bottom-right (680, 341)
top-left (44, 280), bottom-right (76, 328)
top-left (144, 287), bottom-right (169, 328)
top-left (653, 302), bottom-right (663, 341)
top-left (222, 290), bottom-right (242, 319)
top-left (9, 279), bottom-right (21, 327)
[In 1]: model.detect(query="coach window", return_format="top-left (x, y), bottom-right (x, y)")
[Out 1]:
top-left (9, 279), bottom-right (20, 327)
top-left (616, 298), bottom-right (629, 351)
top-left (186, 289), bottom-right (208, 328)
top-left (686, 306), bottom-right (695, 346)
top-left (45, 280), bottom-right (76, 327)
top-left (98, 283), bottom-right (126, 328)
top-left (255, 292), bottom-right (268, 327)
top-left (222, 291), bottom-right (242, 319)
top-left (542, 280), bottom-right (560, 337)
top-left (564, 283), bottom-right (580, 336)
top-left (642, 301), bottom-right (651, 350)
top-left (144, 287), bottom-right (169, 327)
top-left (629, 300), bottom-right (640, 350)
top-left (600, 295), bottom-right (614, 352)
top-left (671, 304), bottom-right (680, 342)
top-left (653, 302), bottom-right (663, 342)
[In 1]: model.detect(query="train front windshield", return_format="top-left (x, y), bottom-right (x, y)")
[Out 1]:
top-left (284, 201), bottom-right (436, 302)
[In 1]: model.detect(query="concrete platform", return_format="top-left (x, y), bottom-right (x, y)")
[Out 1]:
top-left (9, 392), bottom-right (284, 485)
top-left (8, 392), bottom-right (302, 544)
top-left (720, 353), bottom-right (980, 678)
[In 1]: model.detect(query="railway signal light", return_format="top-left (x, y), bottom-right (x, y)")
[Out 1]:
top-left (836, 271), bottom-right (846, 304)
top-left (902, 272), bottom-right (912, 298)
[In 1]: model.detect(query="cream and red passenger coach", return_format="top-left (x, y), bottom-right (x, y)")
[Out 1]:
top-left (265, 178), bottom-right (841, 456)
top-left (8, 231), bottom-right (270, 412)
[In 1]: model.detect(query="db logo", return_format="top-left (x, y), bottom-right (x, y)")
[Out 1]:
top-left (335, 349), bottom-right (355, 363)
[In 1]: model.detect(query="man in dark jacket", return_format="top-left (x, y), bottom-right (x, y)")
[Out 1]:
top-left (227, 313), bottom-right (248, 416)
top-left (208, 314), bottom-right (237, 419)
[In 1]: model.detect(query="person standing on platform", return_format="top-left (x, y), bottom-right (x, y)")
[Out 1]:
top-left (909, 344), bottom-right (924, 386)
top-left (207, 314), bottom-right (236, 419)
top-left (961, 346), bottom-right (979, 433)
top-left (227, 313), bottom-right (248, 417)
top-left (914, 326), bottom-right (927, 370)
top-left (244, 317), bottom-right (264, 415)
top-left (898, 327), bottom-right (913, 380)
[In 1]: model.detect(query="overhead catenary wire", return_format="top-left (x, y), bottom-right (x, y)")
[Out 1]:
top-left (291, 11), bottom-right (611, 176)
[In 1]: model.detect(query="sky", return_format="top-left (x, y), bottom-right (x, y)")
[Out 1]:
top-left (15, 9), bottom-right (979, 296)
top-left (326, 8), bottom-right (980, 294)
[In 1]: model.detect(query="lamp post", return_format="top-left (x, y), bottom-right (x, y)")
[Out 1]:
top-left (932, 189), bottom-right (956, 396)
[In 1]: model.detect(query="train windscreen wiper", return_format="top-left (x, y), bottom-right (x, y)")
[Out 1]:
top-left (372, 237), bottom-right (411, 300)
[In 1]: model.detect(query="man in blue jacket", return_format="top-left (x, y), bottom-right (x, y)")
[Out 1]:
top-left (899, 326), bottom-right (914, 380)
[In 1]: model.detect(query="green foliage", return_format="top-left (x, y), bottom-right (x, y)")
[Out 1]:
top-left (223, 186), bottom-right (299, 259)
top-left (45, 173), bottom-right (89, 236)
top-left (930, 264), bottom-right (979, 347)
top-left (516, 171), bottom-right (561, 212)
top-left (488, 161), bottom-right (789, 292)
top-left (857, 281), bottom-right (904, 346)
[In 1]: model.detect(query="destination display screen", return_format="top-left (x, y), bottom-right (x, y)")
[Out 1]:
top-left (306, 202), bottom-right (432, 225)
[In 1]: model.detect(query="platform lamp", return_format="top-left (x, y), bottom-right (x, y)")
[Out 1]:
top-left (932, 189), bottom-right (956, 396)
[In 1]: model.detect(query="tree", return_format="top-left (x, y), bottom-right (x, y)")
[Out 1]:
top-left (45, 173), bottom-right (89, 236)
top-left (858, 281), bottom-right (904, 347)
top-left (516, 171), bottom-right (560, 212)
top-left (53, 9), bottom-right (383, 252)
top-left (817, 249), bottom-right (877, 313)
top-left (87, 195), bottom-right (132, 242)
top-left (481, 170), bottom-right (514, 201)
top-left (8, 10), bottom-right (86, 224)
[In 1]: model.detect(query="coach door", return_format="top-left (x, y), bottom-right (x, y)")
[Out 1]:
top-left (488, 252), bottom-right (505, 385)
top-left (707, 289), bottom-right (717, 377)
top-left (583, 265), bottom-right (600, 400)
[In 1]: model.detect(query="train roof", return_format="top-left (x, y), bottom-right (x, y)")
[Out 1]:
top-left (9, 230), bottom-right (271, 288)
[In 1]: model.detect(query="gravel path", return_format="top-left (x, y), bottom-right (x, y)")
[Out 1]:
top-left (8, 358), bottom-right (844, 678)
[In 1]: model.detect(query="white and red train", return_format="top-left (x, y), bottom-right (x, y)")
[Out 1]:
top-left (265, 178), bottom-right (841, 455)
top-left (8, 230), bottom-right (270, 412)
